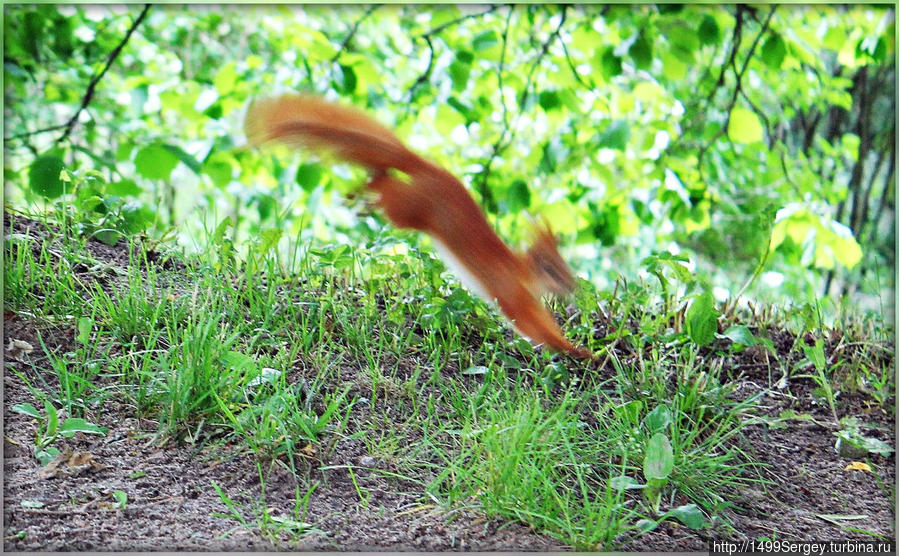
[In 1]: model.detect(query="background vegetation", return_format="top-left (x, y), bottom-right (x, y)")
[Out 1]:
top-left (4, 4), bottom-right (895, 319)
top-left (3, 4), bottom-right (895, 550)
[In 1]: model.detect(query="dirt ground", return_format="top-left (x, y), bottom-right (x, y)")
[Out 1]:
top-left (3, 214), bottom-right (895, 550)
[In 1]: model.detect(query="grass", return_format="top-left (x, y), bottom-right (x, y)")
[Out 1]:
top-left (3, 209), bottom-right (894, 549)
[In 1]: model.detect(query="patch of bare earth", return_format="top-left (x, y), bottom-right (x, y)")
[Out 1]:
top-left (3, 214), bottom-right (895, 550)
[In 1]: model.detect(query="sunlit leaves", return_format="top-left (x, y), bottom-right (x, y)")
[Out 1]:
top-left (597, 120), bottom-right (630, 151)
top-left (214, 61), bottom-right (238, 96)
top-left (134, 144), bottom-right (179, 181)
top-left (727, 108), bottom-right (764, 144)
top-left (771, 205), bottom-right (863, 270)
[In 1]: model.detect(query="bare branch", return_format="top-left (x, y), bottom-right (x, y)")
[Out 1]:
top-left (416, 5), bottom-right (500, 40)
top-left (329, 4), bottom-right (380, 65)
top-left (57, 4), bottom-right (151, 144)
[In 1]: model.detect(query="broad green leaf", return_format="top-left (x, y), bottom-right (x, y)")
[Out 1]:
top-left (449, 51), bottom-right (473, 92)
top-left (661, 50), bottom-right (687, 81)
top-left (597, 47), bottom-right (622, 79)
top-left (771, 206), bottom-right (863, 270)
top-left (120, 204), bottom-right (154, 234)
top-left (205, 159), bottom-right (233, 189)
top-left (643, 433), bottom-right (674, 481)
top-left (644, 404), bottom-right (672, 434)
top-left (134, 144), bottom-right (179, 181)
top-left (538, 90), bottom-right (562, 111)
top-left (472, 30), bottom-right (498, 51)
top-left (802, 340), bottom-right (826, 372)
top-left (613, 399), bottom-right (642, 422)
top-left (221, 350), bottom-right (257, 373)
top-left (213, 61), bottom-right (238, 96)
top-left (12, 403), bottom-right (41, 419)
top-left (629, 32), bottom-right (653, 70)
top-left (506, 179), bottom-right (531, 211)
top-left (162, 145), bottom-right (202, 175)
top-left (256, 194), bottom-right (277, 220)
top-left (29, 156), bottom-right (66, 199)
top-left (76, 316), bottom-right (92, 344)
top-left (667, 504), bottom-right (706, 529)
top-left (728, 108), bottom-right (764, 144)
top-left (447, 96), bottom-right (475, 123)
top-left (59, 418), bottom-right (108, 436)
top-left (686, 291), bottom-right (719, 346)
top-left (295, 162), bottom-right (324, 191)
top-left (107, 179), bottom-right (142, 197)
top-left (113, 490), bottom-right (128, 508)
top-left (36, 447), bottom-right (60, 466)
top-left (698, 15), bottom-right (720, 45)
top-left (259, 228), bottom-right (282, 253)
top-left (597, 120), bottom-right (630, 151)
top-left (719, 325), bottom-right (757, 346)
top-left (43, 399), bottom-right (58, 437)
top-left (667, 23), bottom-right (699, 55)
top-left (761, 33), bottom-right (787, 68)
top-left (333, 64), bottom-right (357, 95)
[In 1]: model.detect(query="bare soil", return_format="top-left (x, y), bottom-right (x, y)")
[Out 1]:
top-left (3, 213), bottom-right (895, 550)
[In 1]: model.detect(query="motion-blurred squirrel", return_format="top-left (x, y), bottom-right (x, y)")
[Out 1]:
top-left (245, 94), bottom-right (592, 359)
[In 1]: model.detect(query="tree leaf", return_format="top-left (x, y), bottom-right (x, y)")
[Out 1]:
top-left (698, 15), bottom-right (720, 46)
top-left (727, 108), bottom-right (764, 144)
top-left (629, 31), bottom-right (653, 70)
top-left (134, 144), bottom-right (179, 181)
top-left (597, 120), bottom-right (630, 150)
top-left (538, 90), bottom-right (562, 111)
top-left (472, 30), bottom-right (498, 51)
top-left (597, 47), bottom-right (622, 79)
top-left (296, 162), bottom-right (324, 191)
top-left (506, 179), bottom-right (531, 211)
top-left (761, 32), bottom-right (787, 69)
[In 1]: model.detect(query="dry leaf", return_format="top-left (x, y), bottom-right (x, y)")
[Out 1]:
top-left (845, 461), bottom-right (871, 472)
top-left (7, 339), bottom-right (34, 361)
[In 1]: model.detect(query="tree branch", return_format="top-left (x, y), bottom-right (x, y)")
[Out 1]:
top-left (56, 4), bottom-right (151, 144)
top-left (474, 5), bottom-right (568, 203)
top-left (329, 4), bottom-right (380, 65)
top-left (416, 5), bottom-right (500, 40)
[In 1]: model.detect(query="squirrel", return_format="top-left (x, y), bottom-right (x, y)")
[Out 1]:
top-left (244, 94), bottom-right (593, 359)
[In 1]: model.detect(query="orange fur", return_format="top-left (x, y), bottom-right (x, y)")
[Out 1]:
top-left (245, 94), bottom-right (592, 359)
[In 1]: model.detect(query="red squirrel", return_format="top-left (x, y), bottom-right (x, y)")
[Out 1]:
top-left (244, 94), bottom-right (592, 359)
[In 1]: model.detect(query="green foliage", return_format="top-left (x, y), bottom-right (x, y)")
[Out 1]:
top-left (12, 400), bottom-right (107, 465)
top-left (3, 5), bottom-right (893, 314)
